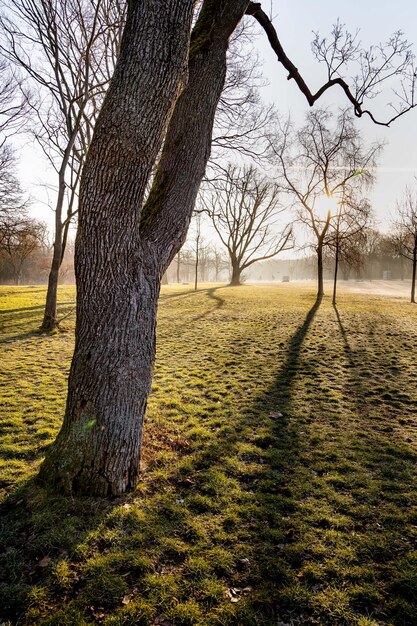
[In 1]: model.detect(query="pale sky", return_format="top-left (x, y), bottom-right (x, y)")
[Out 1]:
top-left (254, 0), bottom-right (417, 229)
top-left (19, 0), bottom-right (417, 237)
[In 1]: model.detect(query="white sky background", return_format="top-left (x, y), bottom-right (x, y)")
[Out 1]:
top-left (18, 0), bottom-right (417, 245)
top-left (254, 0), bottom-right (417, 228)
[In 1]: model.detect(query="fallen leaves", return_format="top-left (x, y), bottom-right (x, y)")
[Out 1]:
top-left (225, 586), bottom-right (253, 603)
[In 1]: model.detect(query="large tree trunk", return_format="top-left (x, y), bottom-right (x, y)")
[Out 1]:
top-left (229, 260), bottom-right (241, 286)
top-left (140, 0), bottom-right (250, 269)
top-left (40, 0), bottom-right (249, 497)
top-left (38, 0), bottom-right (194, 496)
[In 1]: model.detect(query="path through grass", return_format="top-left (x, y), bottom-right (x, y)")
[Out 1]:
top-left (0, 284), bottom-right (417, 625)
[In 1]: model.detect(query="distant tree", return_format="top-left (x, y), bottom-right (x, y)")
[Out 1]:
top-left (189, 214), bottom-right (212, 290)
top-left (0, 145), bottom-right (28, 227)
top-left (329, 194), bottom-right (372, 304)
top-left (0, 216), bottom-right (46, 284)
top-left (392, 187), bottom-right (417, 303)
top-left (337, 231), bottom-right (367, 281)
top-left (213, 246), bottom-right (229, 282)
top-left (273, 108), bottom-right (379, 300)
top-left (0, 0), bottom-right (126, 330)
top-left (0, 53), bottom-right (31, 232)
top-left (203, 164), bottom-right (292, 286)
top-left (176, 250), bottom-right (181, 284)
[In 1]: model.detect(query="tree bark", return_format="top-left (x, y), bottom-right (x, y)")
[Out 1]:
top-left (39, 0), bottom-right (249, 497)
top-left (38, 0), bottom-right (194, 496)
top-left (140, 0), bottom-right (250, 269)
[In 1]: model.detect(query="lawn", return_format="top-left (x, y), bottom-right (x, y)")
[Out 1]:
top-left (1, 283), bottom-right (417, 625)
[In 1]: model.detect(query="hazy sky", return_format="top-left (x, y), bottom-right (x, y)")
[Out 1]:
top-left (20, 0), bottom-right (417, 235)
top-left (254, 0), bottom-right (417, 228)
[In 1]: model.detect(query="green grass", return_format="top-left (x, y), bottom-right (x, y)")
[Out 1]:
top-left (0, 283), bottom-right (417, 625)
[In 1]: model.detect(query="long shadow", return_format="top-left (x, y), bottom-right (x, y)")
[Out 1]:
top-left (158, 285), bottom-right (228, 305)
top-left (0, 305), bottom-right (47, 315)
top-left (2, 295), bottom-right (416, 624)
top-left (0, 296), bottom-right (321, 624)
top-left (0, 329), bottom-right (43, 345)
top-left (267, 297), bottom-right (321, 414)
top-left (190, 287), bottom-right (226, 322)
top-left (0, 303), bottom-right (76, 345)
top-left (9, 295), bottom-right (417, 624)
top-left (329, 303), bottom-right (417, 623)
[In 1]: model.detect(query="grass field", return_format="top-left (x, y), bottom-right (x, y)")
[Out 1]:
top-left (1, 283), bottom-right (417, 625)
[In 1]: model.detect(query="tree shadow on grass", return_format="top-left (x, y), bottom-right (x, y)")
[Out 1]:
top-left (190, 287), bottom-right (226, 322)
top-left (0, 302), bottom-right (76, 344)
top-left (325, 304), bottom-right (417, 624)
top-left (0, 296), bottom-right (321, 625)
top-left (4, 295), bottom-right (417, 624)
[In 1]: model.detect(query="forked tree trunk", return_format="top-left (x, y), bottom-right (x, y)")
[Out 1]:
top-left (38, 0), bottom-right (194, 496)
top-left (40, 0), bottom-right (249, 497)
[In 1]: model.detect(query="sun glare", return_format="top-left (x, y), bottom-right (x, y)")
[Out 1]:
top-left (314, 194), bottom-right (339, 219)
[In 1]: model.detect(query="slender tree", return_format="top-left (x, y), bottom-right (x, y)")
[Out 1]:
top-left (0, 0), bottom-right (126, 331)
top-left (39, 0), bottom-right (417, 496)
top-left (330, 192), bottom-right (372, 305)
top-left (193, 215), bottom-right (202, 291)
top-left (392, 186), bottom-right (417, 303)
top-left (273, 109), bottom-right (379, 299)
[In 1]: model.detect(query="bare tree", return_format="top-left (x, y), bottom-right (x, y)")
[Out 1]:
top-left (273, 108), bottom-right (379, 299)
top-left (0, 144), bottom-right (29, 226)
top-left (203, 164), bottom-right (292, 285)
top-left (0, 58), bottom-right (30, 143)
top-left (0, 0), bottom-right (126, 330)
top-left (193, 216), bottom-right (201, 291)
top-left (38, 0), bottom-right (417, 497)
top-left (213, 246), bottom-right (229, 282)
top-left (329, 194), bottom-right (372, 304)
top-left (249, 8), bottom-right (416, 127)
top-left (189, 214), bottom-right (211, 290)
top-left (0, 216), bottom-right (46, 284)
top-left (210, 23), bottom-right (273, 165)
top-left (392, 186), bottom-right (417, 303)
top-left (0, 53), bottom-right (31, 227)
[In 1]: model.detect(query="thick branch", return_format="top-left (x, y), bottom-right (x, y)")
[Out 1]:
top-left (247, 2), bottom-right (416, 127)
